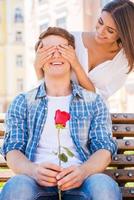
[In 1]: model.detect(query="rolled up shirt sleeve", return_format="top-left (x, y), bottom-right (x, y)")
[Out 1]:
top-left (88, 95), bottom-right (117, 156)
top-left (2, 94), bottom-right (28, 158)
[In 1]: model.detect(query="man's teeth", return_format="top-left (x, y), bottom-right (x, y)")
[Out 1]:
top-left (51, 62), bottom-right (63, 65)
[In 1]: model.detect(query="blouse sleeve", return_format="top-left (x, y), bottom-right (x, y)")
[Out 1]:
top-left (71, 31), bottom-right (89, 82)
top-left (88, 49), bottom-right (129, 101)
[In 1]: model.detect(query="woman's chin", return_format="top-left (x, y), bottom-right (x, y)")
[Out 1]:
top-left (95, 35), bottom-right (106, 43)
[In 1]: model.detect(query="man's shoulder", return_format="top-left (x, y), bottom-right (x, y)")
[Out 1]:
top-left (76, 84), bottom-right (100, 102)
top-left (25, 86), bottom-right (39, 102)
top-left (78, 86), bottom-right (109, 116)
top-left (78, 84), bottom-right (107, 108)
top-left (11, 86), bottom-right (40, 107)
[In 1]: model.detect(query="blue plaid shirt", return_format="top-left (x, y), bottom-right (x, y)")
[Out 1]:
top-left (2, 82), bottom-right (117, 162)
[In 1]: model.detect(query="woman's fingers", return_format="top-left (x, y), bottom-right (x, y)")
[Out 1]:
top-left (58, 46), bottom-right (74, 59)
top-left (37, 45), bottom-right (56, 53)
top-left (59, 44), bottom-right (73, 50)
top-left (36, 47), bottom-right (56, 62)
top-left (36, 47), bottom-right (56, 68)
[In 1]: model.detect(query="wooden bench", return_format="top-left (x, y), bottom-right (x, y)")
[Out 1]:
top-left (0, 113), bottom-right (134, 199)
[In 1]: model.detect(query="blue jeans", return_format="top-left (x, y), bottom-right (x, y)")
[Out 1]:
top-left (0, 173), bottom-right (122, 200)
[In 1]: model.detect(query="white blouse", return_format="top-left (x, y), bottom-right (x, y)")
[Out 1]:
top-left (72, 32), bottom-right (128, 101)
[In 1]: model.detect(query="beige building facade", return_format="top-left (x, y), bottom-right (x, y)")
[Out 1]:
top-left (0, 0), bottom-right (25, 112)
top-left (0, 0), bottom-right (6, 112)
top-left (33, 0), bottom-right (101, 33)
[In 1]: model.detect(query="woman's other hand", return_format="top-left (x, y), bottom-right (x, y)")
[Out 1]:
top-left (58, 44), bottom-right (81, 70)
top-left (34, 42), bottom-right (56, 79)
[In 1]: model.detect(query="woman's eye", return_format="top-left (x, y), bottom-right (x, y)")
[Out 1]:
top-left (107, 29), bottom-right (114, 34)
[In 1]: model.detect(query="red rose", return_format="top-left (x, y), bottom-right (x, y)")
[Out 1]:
top-left (54, 109), bottom-right (70, 128)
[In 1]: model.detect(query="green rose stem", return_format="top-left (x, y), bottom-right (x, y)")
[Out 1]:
top-left (55, 110), bottom-right (71, 200)
top-left (57, 128), bottom-right (61, 167)
top-left (57, 127), bottom-right (62, 200)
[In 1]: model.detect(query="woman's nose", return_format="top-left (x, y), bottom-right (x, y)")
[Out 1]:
top-left (98, 26), bottom-right (106, 35)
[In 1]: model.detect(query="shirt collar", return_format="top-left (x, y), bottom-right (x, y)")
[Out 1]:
top-left (35, 81), bottom-right (47, 99)
top-left (35, 81), bottom-right (83, 99)
top-left (71, 81), bottom-right (83, 98)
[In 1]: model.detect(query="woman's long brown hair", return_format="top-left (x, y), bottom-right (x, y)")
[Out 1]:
top-left (103, 0), bottom-right (134, 73)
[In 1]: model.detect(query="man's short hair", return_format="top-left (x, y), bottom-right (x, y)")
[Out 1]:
top-left (35, 26), bottom-right (75, 52)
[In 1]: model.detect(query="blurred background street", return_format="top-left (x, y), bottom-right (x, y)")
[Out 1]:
top-left (0, 0), bottom-right (134, 113)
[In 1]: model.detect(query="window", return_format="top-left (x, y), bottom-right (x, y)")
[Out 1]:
top-left (40, 23), bottom-right (49, 32)
top-left (14, 8), bottom-right (24, 23)
top-left (101, 0), bottom-right (112, 7)
top-left (16, 55), bottom-right (23, 67)
top-left (16, 31), bottom-right (22, 42)
top-left (38, 0), bottom-right (48, 4)
top-left (56, 16), bottom-right (67, 28)
top-left (17, 78), bottom-right (24, 92)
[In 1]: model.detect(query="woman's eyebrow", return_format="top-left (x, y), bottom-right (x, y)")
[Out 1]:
top-left (100, 17), bottom-right (117, 32)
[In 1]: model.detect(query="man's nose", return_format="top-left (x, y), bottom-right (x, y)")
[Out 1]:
top-left (52, 48), bottom-right (61, 58)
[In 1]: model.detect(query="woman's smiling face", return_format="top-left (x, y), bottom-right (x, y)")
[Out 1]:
top-left (95, 11), bottom-right (119, 44)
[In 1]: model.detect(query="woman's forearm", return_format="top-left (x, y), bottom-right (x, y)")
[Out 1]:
top-left (73, 63), bottom-right (95, 92)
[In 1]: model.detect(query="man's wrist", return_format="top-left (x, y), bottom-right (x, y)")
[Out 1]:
top-left (27, 162), bottom-right (38, 179)
top-left (80, 163), bottom-right (90, 179)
